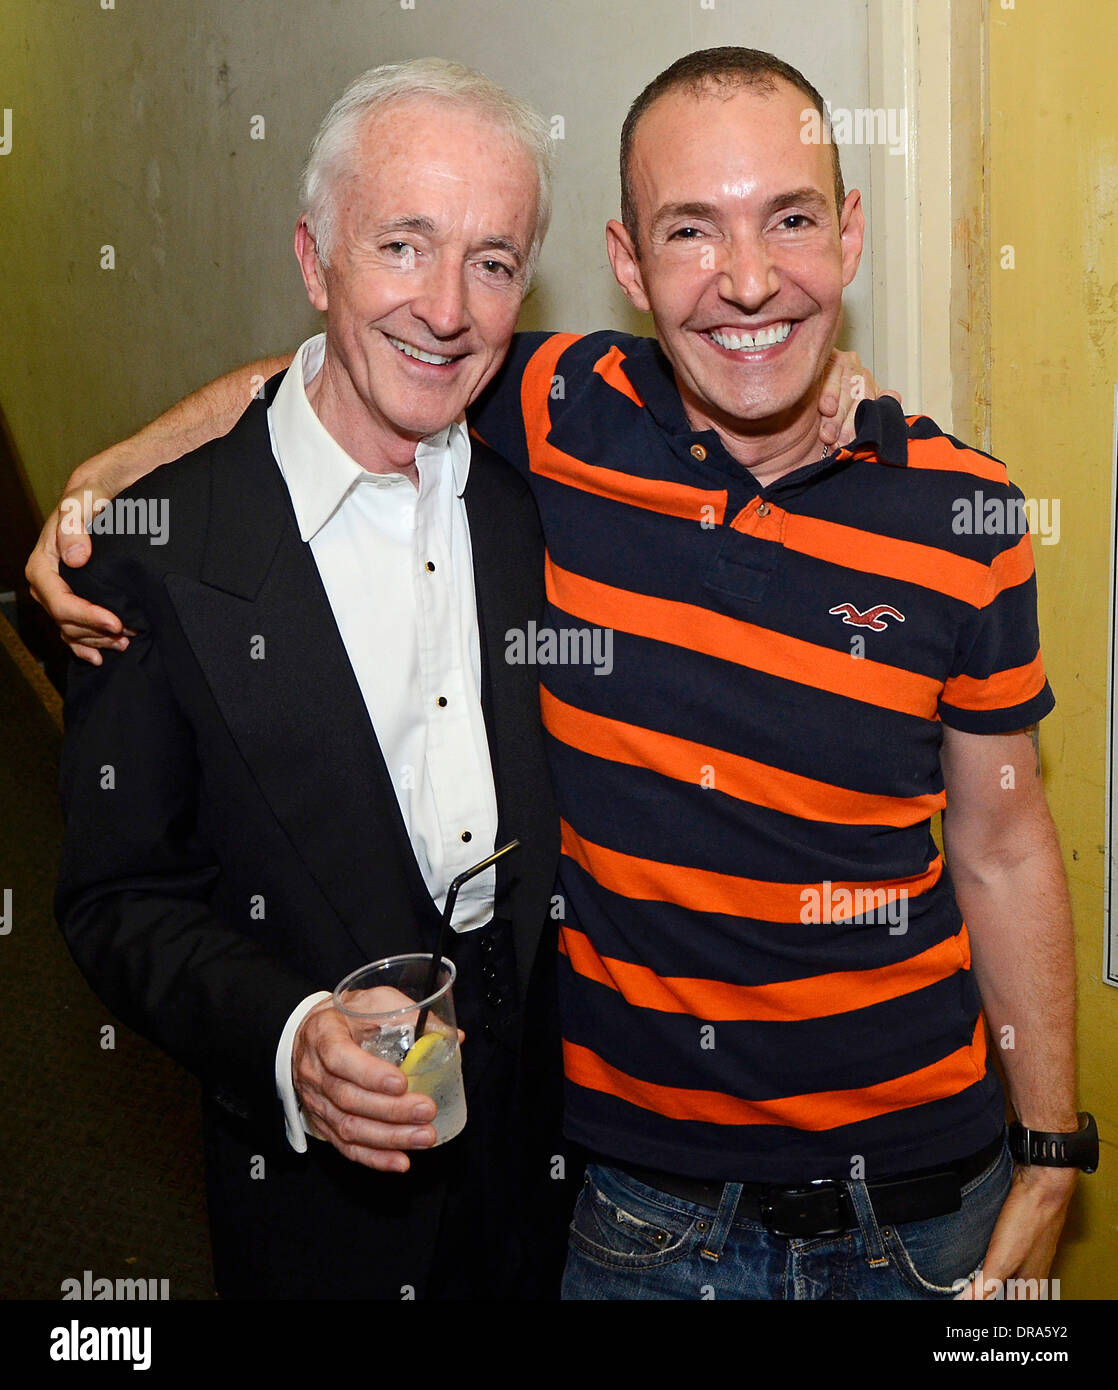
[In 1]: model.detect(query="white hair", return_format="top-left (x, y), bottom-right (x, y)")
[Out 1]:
top-left (299, 58), bottom-right (554, 281)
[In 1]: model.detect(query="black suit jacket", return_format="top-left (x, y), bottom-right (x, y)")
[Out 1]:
top-left (55, 387), bottom-right (564, 1299)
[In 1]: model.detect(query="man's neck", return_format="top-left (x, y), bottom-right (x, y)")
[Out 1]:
top-left (306, 356), bottom-right (422, 487)
top-left (680, 388), bottom-right (829, 489)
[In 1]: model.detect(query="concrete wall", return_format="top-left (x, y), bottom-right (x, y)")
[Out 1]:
top-left (0, 0), bottom-right (871, 515)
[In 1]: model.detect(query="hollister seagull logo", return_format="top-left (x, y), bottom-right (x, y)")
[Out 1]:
top-left (829, 602), bottom-right (906, 632)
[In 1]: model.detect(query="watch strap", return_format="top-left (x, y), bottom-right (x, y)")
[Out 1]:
top-left (1008, 1112), bottom-right (1098, 1173)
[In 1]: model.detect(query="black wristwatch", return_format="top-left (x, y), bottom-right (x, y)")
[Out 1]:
top-left (1008, 1112), bottom-right (1098, 1173)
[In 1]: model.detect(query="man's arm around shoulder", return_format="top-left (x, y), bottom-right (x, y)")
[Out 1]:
top-left (27, 354), bottom-right (293, 661)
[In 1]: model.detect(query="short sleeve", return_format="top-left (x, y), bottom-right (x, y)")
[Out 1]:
top-left (468, 330), bottom-right (557, 474)
top-left (938, 512), bottom-right (1055, 733)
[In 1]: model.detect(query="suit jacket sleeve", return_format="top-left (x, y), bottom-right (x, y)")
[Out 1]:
top-left (55, 555), bottom-right (322, 1143)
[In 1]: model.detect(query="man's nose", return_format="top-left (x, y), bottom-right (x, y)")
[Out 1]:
top-left (411, 255), bottom-right (469, 340)
top-left (717, 232), bottom-right (780, 310)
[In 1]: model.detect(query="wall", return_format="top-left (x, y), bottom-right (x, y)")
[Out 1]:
top-left (989, 0), bottom-right (1118, 1296)
top-left (0, 0), bottom-right (872, 517)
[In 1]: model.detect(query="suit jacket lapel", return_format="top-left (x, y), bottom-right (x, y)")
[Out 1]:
top-left (464, 441), bottom-right (553, 1003)
top-left (165, 402), bottom-right (443, 968)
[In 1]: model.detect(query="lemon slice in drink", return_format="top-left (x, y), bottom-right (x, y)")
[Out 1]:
top-left (400, 1032), bottom-right (446, 1077)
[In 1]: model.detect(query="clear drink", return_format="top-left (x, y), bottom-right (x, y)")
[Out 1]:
top-left (361, 1023), bottom-right (413, 1066)
top-left (400, 1032), bottom-right (466, 1144)
top-left (334, 954), bottom-right (466, 1147)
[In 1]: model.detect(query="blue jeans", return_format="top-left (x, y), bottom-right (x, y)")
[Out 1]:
top-left (562, 1135), bottom-right (1012, 1300)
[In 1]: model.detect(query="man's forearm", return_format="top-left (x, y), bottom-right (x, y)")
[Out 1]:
top-left (949, 820), bottom-right (1077, 1134)
top-left (72, 354), bottom-right (294, 494)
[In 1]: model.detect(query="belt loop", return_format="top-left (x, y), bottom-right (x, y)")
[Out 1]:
top-left (699, 1182), bottom-right (743, 1262)
top-left (843, 1179), bottom-right (889, 1268)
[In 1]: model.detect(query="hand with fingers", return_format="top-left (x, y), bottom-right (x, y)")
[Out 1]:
top-left (816, 347), bottom-right (902, 452)
top-left (27, 484), bottom-right (134, 664)
top-left (292, 996), bottom-right (466, 1173)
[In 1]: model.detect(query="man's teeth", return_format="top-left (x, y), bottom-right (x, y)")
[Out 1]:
top-left (708, 323), bottom-right (793, 351)
top-left (387, 335), bottom-right (455, 365)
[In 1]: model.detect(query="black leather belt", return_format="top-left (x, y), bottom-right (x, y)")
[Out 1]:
top-left (608, 1132), bottom-right (1005, 1238)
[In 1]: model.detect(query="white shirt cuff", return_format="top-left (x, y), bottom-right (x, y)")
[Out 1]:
top-left (276, 990), bottom-right (332, 1151)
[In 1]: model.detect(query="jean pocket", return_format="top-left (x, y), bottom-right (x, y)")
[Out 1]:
top-left (567, 1166), bottom-right (700, 1269)
top-left (883, 1138), bottom-right (1013, 1297)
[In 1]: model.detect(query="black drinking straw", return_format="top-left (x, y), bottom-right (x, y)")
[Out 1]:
top-left (414, 839), bottom-right (520, 1039)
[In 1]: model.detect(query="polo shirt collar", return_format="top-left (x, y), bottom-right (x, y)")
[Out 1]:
top-left (616, 333), bottom-right (910, 473)
top-left (839, 395), bottom-right (910, 467)
top-left (269, 333), bottom-right (471, 543)
top-left (617, 335), bottom-right (697, 439)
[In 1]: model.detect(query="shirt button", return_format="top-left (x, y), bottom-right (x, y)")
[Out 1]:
top-left (425, 561), bottom-right (436, 572)
top-left (756, 501), bottom-right (770, 517)
top-left (690, 444), bottom-right (707, 460)
top-left (436, 696), bottom-right (448, 708)
top-left (460, 830), bottom-right (472, 843)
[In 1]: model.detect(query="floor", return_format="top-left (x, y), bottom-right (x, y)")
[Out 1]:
top-left (0, 616), bottom-right (215, 1300)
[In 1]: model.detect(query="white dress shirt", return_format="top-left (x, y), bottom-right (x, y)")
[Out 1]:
top-left (267, 334), bottom-right (500, 1148)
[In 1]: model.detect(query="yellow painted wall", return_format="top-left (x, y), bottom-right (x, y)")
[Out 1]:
top-left (990, 0), bottom-right (1118, 1297)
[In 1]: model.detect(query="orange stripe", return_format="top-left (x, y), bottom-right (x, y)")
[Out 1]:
top-left (520, 335), bottom-right (728, 525)
top-left (540, 686), bottom-right (943, 828)
top-left (562, 1017), bottom-right (987, 1130)
top-left (989, 532), bottom-right (1036, 595)
top-left (941, 651), bottom-right (1048, 713)
top-left (560, 819), bottom-right (942, 921)
top-left (546, 557), bottom-right (942, 718)
top-left (559, 924), bottom-right (970, 1022)
top-left (592, 344), bottom-right (645, 407)
top-left (770, 511), bottom-right (993, 607)
top-left (896, 424), bottom-right (1009, 485)
top-left (520, 331), bottom-right (581, 444)
top-left (837, 418), bottom-right (1009, 484)
top-left (730, 501), bottom-right (1033, 611)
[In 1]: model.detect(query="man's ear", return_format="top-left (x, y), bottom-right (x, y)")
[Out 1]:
top-left (605, 219), bottom-right (652, 313)
top-left (295, 219), bottom-right (329, 312)
top-left (838, 190), bottom-right (865, 288)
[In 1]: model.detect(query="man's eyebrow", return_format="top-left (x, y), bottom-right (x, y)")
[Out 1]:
top-left (476, 235), bottom-right (524, 266)
top-left (377, 215), bottom-right (438, 236)
top-left (762, 187), bottom-right (832, 217)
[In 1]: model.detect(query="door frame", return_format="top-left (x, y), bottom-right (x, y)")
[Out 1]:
top-left (867, 0), bottom-right (990, 446)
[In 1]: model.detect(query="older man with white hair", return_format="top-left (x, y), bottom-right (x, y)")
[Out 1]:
top-left (53, 59), bottom-right (567, 1301)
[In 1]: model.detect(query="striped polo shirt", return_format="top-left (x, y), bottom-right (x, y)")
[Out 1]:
top-left (471, 330), bottom-right (1054, 1182)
